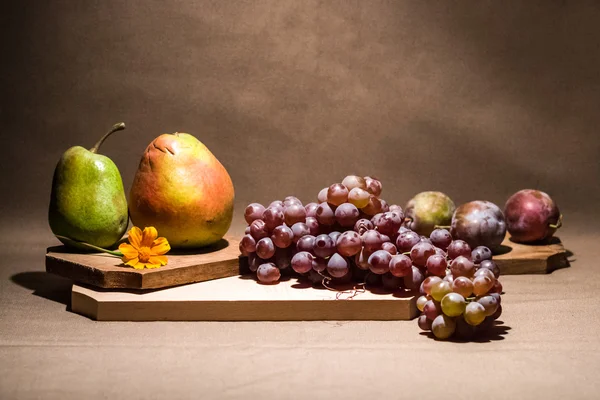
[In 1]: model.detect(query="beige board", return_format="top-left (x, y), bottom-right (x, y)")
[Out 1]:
top-left (46, 236), bottom-right (241, 290)
top-left (71, 276), bottom-right (418, 321)
top-left (494, 235), bottom-right (569, 274)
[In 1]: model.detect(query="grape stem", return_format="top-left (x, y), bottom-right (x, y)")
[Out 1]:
top-left (548, 214), bottom-right (563, 230)
top-left (318, 271), bottom-right (366, 300)
top-left (56, 235), bottom-right (123, 257)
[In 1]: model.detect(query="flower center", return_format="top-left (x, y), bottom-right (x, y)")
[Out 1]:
top-left (138, 246), bottom-right (152, 262)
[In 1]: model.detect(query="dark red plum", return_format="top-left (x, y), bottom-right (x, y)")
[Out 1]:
top-left (450, 201), bottom-right (507, 253)
top-left (504, 189), bottom-right (561, 243)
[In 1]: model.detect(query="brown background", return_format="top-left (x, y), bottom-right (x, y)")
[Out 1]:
top-left (1, 1), bottom-right (600, 399)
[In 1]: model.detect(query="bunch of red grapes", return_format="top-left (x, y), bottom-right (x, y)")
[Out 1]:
top-left (240, 175), bottom-right (503, 340)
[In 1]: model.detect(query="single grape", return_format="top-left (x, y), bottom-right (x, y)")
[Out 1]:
top-left (313, 257), bottom-right (327, 272)
top-left (271, 225), bottom-right (294, 248)
top-left (477, 295), bottom-right (499, 316)
top-left (449, 255), bottom-right (475, 278)
top-left (489, 279), bottom-right (503, 294)
top-left (296, 234), bottom-right (316, 253)
top-left (362, 195), bottom-right (382, 216)
top-left (398, 226), bottom-right (410, 234)
top-left (328, 231), bottom-right (341, 243)
top-left (327, 253), bottom-right (349, 278)
top-left (425, 254), bottom-right (447, 277)
top-left (256, 237), bottom-right (276, 259)
top-left (268, 200), bottom-right (284, 209)
top-left (291, 251), bottom-right (314, 274)
top-left (389, 254), bottom-right (412, 277)
top-left (381, 242), bottom-right (397, 255)
top-left (248, 253), bottom-right (260, 272)
top-left (382, 272), bottom-right (403, 290)
top-left (317, 188), bottom-right (328, 203)
top-left (471, 246), bottom-right (492, 264)
top-left (430, 228), bottom-right (452, 251)
top-left (335, 202), bottom-right (360, 227)
top-left (263, 207), bottom-right (285, 231)
top-left (239, 241), bottom-right (250, 256)
top-left (348, 187), bottom-right (370, 208)
top-left (417, 295), bottom-right (429, 311)
top-left (441, 293), bottom-right (466, 317)
top-left (489, 292), bottom-right (501, 305)
top-left (355, 248), bottom-right (372, 270)
top-left (313, 234), bottom-right (336, 258)
top-left (316, 202), bottom-right (336, 226)
top-left (472, 275), bottom-right (494, 296)
top-left (389, 204), bottom-right (403, 213)
top-left (443, 273), bottom-right (454, 283)
top-left (354, 218), bottom-right (373, 235)
top-left (479, 259), bottom-right (500, 278)
top-left (342, 175), bottom-right (367, 191)
top-left (422, 276), bottom-right (443, 295)
top-left (244, 226), bottom-right (251, 235)
top-left (474, 268), bottom-right (495, 281)
top-left (305, 202), bottom-right (319, 218)
top-left (452, 276), bottom-right (474, 298)
top-left (434, 247), bottom-right (446, 257)
top-left (464, 301), bottom-right (486, 326)
top-left (418, 315), bottom-right (432, 331)
top-left (327, 183), bottom-right (349, 206)
top-left (364, 176), bottom-right (382, 196)
top-left (284, 204), bottom-right (307, 226)
top-left (371, 213), bottom-right (383, 228)
top-left (375, 211), bottom-right (403, 236)
top-left (432, 314), bottom-right (456, 339)
top-left (362, 229), bottom-right (383, 252)
top-left (256, 263), bottom-right (280, 283)
top-left (283, 196), bottom-right (302, 207)
top-left (423, 300), bottom-right (442, 320)
top-left (447, 240), bottom-right (472, 260)
top-left (380, 199), bottom-right (390, 213)
top-left (430, 280), bottom-right (453, 302)
top-left (404, 266), bottom-right (425, 290)
top-left (396, 230), bottom-right (421, 253)
top-left (291, 222), bottom-right (310, 242)
top-left (380, 234), bottom-right (391, 243)
top-left (304, 216), bottom-right (320, 236)
top-left (420, 236), bottom-right (432, 244)
top-left (240, 234), bottom-right (257, 254)
top-left (368, 250), bottom-right (392, 274)
top-left (249, 219), bottom-right (269, 240)
top-left (244, 203), bottom-right (266, 224)
top-left (410, 241), bottom-right (436, 267)
top-left (336, 231), bottom-right (362, 257)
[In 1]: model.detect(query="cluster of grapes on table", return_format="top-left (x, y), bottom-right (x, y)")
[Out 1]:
top-left (240, 175), bottom-right (503, 340)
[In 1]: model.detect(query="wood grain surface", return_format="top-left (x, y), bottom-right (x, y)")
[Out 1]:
top-left (71, 276), bottom-right (418, 321)
top-left (494, 235), bottom-right (569, 274)
top-left (46, 236), bottom-right (241, 289)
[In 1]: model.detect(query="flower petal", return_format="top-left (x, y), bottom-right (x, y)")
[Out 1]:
top-left (141, 227), bottom-right (158, 248)
top-left (149, 255), bottom-right (168, 266)
top-left (151, 237), bottom-right (171, 255)
top-left (139, 261), bottom-right (159, 269)
top-left (119, 243), bottom-right (139, 261)
top-left (124, 257), bottom-right (140, 268)
top-left (128, 227), bottom-right (143, 249)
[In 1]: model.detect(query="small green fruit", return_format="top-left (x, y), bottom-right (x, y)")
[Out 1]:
top-left (404, 191), bottom-right (455, 236)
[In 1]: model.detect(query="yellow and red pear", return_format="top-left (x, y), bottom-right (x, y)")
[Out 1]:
top-left (128, 133), bottom-right (234, 248)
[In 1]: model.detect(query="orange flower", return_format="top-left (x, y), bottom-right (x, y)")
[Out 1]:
top-left (118, 226), bottom-right (171, 269)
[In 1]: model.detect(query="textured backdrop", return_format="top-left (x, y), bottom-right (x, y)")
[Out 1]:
top-left (1, 1), bottom-right (599, 240)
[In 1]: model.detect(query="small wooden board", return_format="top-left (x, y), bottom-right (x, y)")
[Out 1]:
top-left (71, 276), bottom-right (418, 321)
top-left (46, 236), bottom-right (241, 290)
top-left (494, 235), bottom-right (569, 275)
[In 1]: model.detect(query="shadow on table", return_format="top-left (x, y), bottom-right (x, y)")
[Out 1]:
top-left (10, 271), bottom-right (72, 309)
top-left (419, 320), bottom-right (511, 343)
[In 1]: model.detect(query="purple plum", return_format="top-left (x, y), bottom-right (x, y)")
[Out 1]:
top-left (504, 189), bottom-right (561, 243)
top-left (450, 201), bottom-right (506, 252)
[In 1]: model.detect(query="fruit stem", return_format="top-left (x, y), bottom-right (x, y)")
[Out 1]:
top-left (549, 214), bottom-right (563, 230)
top-left (90, 122), bottom-right (126, 153)
top-left (56, 235), bottom-right (123, 257)
top-left (434, 225), bottom-right (451, 230)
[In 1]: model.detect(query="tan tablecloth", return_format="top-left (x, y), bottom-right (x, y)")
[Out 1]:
top-left (1, 225), bottom-right (599, 400)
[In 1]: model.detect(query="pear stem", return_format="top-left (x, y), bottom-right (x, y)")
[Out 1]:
top-left (90, 122), bottom-right (126, 154)
top-left (56, 235), bottom-right (123, 257)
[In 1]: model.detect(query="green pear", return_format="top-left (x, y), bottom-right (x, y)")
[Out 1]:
top-left (49, 123), bottom-right (129, 250)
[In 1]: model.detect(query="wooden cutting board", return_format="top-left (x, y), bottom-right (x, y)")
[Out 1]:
top-left (46, 236), bottom-right (241, 290)
top-left (71, 276), bottom-right (418, 321)
top-left (494, 235), bottom-right (569, 274)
